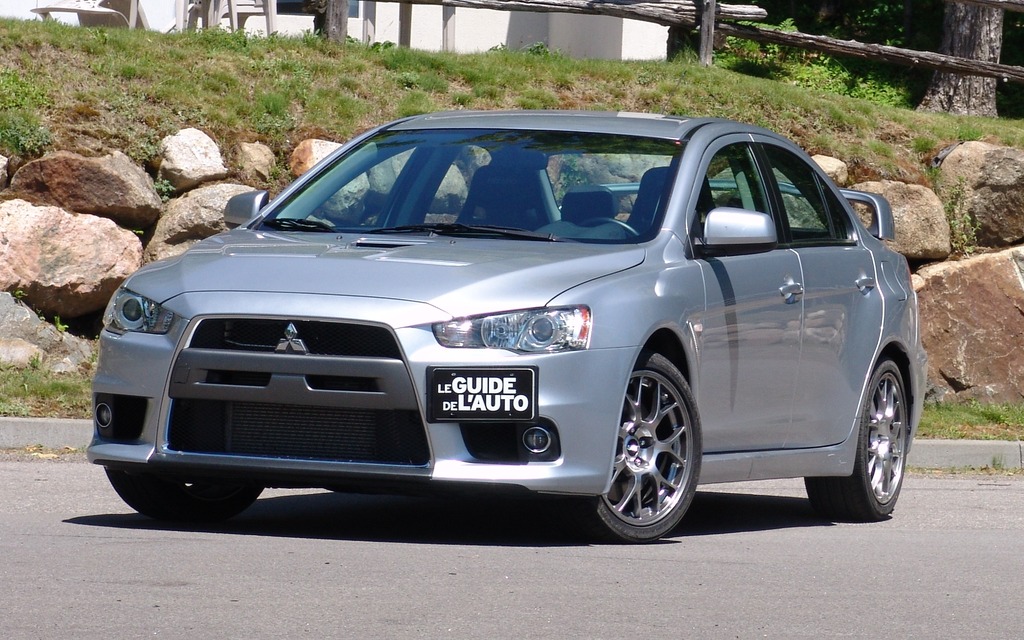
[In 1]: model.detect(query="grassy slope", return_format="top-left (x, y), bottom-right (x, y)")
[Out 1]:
top-left (2, 18), bottom-right (1024, 439)
top-left (4, 18), bottom-right (1024, 191)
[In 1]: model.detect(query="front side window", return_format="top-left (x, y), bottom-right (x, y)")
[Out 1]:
top-left (697, 143), bottom-right (770, 223)
top-left (263, 129), bottom-right (680, 244)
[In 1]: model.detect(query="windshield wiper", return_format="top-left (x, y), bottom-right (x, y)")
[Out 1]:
top-left (261, 218), bottom-right (338, 233)
top-left (374, 223), bottom-right (561, 241)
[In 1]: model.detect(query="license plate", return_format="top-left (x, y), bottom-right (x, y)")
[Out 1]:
top-left (428, 367), bottom-right (537, 422)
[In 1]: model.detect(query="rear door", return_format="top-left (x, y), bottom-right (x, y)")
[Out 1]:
top-left (756, 140), bottom-right (883, 448)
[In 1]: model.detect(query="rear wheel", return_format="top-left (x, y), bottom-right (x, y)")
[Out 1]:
top-left (105, 470), bottom-right (263, 522)
top-left (577, 352), bottom-right (702, 543)
top-left (805, 359), bottom-right (908, 521)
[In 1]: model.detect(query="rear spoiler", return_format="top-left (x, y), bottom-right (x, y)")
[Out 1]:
top-left (841, 189), bottom-right (895, 241)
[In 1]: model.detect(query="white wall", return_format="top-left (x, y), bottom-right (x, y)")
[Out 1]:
top-left (2, 1), bottom-right (667, 60)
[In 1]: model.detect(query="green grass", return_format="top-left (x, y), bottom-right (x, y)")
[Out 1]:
top-left (0, 363), bottom-right (93, 420)
top-left (918, 402), bottom-right (1024, 441)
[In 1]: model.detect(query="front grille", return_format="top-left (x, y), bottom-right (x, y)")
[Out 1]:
top-left (169, 317), bottom-right (428, 467)
top-left (189, 318), bottom-right (402, 358)
top-left (168, 399), bottom-right (430, 465)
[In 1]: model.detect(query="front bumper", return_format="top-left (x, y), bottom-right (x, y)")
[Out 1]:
top-left (88, 292), bottom-right (634, 497)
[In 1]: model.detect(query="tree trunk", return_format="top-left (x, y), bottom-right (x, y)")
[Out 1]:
top-left (917, 2), bottom-right (1004, 116)
top-left (325, 0), bottom-right (349, 42)
top-left (817, 0), bottom-right (843, 21)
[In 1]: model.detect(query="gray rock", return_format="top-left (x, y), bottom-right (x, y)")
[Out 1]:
top-left (145, 183), bottom-right (255, 262)
top-left (851, 180), bottom-right (950, 261)
top-left (0, 199), bottom-right (143, 318)
top-left (157, 128), bottom-right (229, 192)
top-left (0, 292), bottom-right (94, 373)
top-left (813, 154), bottom-right (849, 186)
top-left (939, 141), bottom-right (1024, 247)
top-left (235, 141), bottom-right (276, 181)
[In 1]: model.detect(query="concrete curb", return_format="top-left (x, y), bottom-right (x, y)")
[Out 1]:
top-left (0, 417), bottom-right (1021, 469)
top-left (910, 438), bottom-right (1023, 470)
top-left (0, 417), bottom-right (93, 449)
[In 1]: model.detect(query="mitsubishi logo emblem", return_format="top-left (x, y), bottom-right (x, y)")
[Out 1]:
top-left (275, 322), bottom-right (308, 355)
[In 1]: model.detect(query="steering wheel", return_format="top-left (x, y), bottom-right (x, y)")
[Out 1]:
top-left (578, 217), bottom-right (639, 237)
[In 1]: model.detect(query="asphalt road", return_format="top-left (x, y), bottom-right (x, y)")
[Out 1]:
top-left (2, 455), bottom-right (1023, 639)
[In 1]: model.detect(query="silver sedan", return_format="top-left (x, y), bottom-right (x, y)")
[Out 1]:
top-left (89, 110), bottom-right (926, 543)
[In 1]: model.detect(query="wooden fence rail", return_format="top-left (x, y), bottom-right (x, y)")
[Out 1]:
top-left (378, 0), bottom-right (765, 28)
top-left (715, 22), bottom-right (1024, 85)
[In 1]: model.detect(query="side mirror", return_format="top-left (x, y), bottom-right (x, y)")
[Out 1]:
top-left (224, 190), bottom-right (269, 228)
top-left (697, 207), bottom-right (778, 256)
top-left (841, 189), bottom-right (895, 240)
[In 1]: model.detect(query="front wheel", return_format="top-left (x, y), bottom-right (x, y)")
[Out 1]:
top-left (105, 470), bottom-right (263, 522)
top-left (805, 359), bottom-right (909, 521)
top-left (576, 352), bottom-right (702, 543)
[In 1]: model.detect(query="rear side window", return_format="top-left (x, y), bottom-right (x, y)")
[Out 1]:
top-left (762, 145), bottom-right (850, 244)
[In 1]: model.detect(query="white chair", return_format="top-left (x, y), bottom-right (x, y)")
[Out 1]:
top-left (31, 0), bottom-right (149, 29)
top-left (181, 0), bottom-right (277, 34)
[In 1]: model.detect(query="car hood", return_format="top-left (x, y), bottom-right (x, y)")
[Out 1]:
top-left (129, 230), bottom-right (646, 317)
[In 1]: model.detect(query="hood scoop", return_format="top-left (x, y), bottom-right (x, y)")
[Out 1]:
top-left (352, 238), bottom-right (431, 249)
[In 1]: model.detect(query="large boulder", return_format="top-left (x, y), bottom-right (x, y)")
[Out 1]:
top-left (0, 153), bottom-right (8, 190)
top-left (145, 183), bottom-right (256, 263)
top-left (0, 292), bottom-right (93, 372)
top-left (851, 180), bottom-right (950, 261)
top-left (812, 154), bottom-right (848, 186)
top-left (8, 150), bottom-right (162, 229)
top-left (915, 247), bottom-right (1024, 402)
top-left (157, 128), bottom-right (229, 192)
top-left (938, 141), bottom-right (1024, 248)
top-left (0, 199), bottom-right (143, 318)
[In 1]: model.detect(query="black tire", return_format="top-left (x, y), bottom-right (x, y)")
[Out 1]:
top-left (576, 351), bottom-right (702, 543)
top-left (805, 359), bottom-right (909, 521)
top-left (105, 469), bottom-right (263, 522)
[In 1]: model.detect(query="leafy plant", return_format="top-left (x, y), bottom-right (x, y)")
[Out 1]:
top-left (153, 178), bottom-right (176, 201)
top-left (939, 176), bottom-right (979, 256)
top-left (0, 110), bottom-right (52, 156)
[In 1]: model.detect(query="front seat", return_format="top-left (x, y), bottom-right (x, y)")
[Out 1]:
top-left (560, 186), bottom-right (617, 225)
top-left (458, 149), bottom-right (551, 230)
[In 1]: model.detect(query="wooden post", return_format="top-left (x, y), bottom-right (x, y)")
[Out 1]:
top-left (442, 5), bottom-right (456, 51)
top-left (399, 3), bottom-right (413, 47)
top-left (699, 0), bottom-right (716, 66)
top-left (363, 0), bottom-right (377, 43)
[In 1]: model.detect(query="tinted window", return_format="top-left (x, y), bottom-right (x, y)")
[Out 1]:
top-left (698, 143), bottom-right (769, 222)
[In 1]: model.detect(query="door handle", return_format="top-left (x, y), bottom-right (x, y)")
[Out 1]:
top-left (855, 276), bottom-right (876, 293)
top-left (779, 281), bottom-right (804, 304)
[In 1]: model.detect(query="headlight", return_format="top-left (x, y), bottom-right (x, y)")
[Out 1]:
top-left (103, 288), bottom-right (176, 335)
top-left (433, 306), bottom-right (591, 353)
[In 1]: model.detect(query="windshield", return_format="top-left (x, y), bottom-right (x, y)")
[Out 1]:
top-left (263, 128), bottom-right (681, 244)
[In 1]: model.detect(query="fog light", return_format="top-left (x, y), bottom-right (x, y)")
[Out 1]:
top-left (522, 426), bottom-right (552, 454)
top-left (95, 402), bottom-right (113, 430)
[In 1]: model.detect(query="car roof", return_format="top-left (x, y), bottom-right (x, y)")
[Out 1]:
top-left (384, 110), bottom-right (722, 141)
